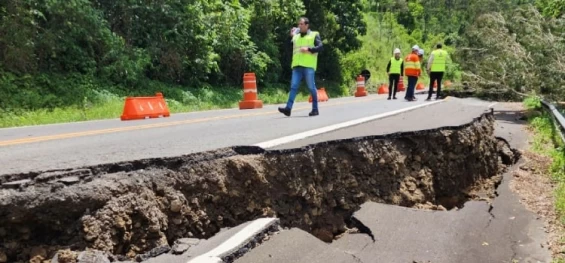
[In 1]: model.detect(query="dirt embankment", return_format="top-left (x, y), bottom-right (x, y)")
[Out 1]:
top-left (0, 112), bottom-right (519, 262)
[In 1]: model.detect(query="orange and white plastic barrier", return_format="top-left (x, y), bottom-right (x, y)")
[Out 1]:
top-left (309, 87), bottom-right (329, 103)
top-left (120, 92), bottom-right (170, 121)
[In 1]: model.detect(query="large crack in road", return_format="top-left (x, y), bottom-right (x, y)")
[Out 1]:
top-left (0, 111), bottom-right (519, 262)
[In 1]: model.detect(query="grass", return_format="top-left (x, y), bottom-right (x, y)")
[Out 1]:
top-left (0, 84), bottom-right (321, 128)
top-left (523, 95), bottom-right (565, 262)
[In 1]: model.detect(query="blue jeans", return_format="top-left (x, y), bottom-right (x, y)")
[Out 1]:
top-left (405, 76), bottom-right (418, 99)
top-left (286, 66), bottom-right (318, 110)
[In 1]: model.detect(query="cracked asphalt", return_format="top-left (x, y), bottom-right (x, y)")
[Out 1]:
top-left (235, 100), bottom-right (552, 263)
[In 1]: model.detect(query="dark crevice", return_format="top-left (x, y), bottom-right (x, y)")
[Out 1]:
top-left (347, 216), bottom-right (376, 242)
top-left (0, 111), bottom-right (519, 262)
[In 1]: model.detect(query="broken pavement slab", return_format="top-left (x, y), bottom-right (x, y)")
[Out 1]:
top-left (137, 217), bottom-right (280, 263)
top-left (331, 198), bottom-right (549, 263)
top-left (235, 228), bottom-right (360, 263)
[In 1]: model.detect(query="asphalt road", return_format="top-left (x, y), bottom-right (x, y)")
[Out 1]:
top-left (235, 101), bottom-right (551, 263)
top-left (273, 97), bottom-right (494, 149)
top-left (0, 93), bottom-right (440, 175)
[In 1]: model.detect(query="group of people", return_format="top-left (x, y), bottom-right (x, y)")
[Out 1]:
top-left (277, 16), bottom-right (449, 117)
top-left (386, 44), bottom-right (449, 102)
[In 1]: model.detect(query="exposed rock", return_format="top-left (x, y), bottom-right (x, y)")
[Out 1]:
top-left (77, 250), bottom-right (110, 263)
top-left (172, 238), bottom-right (200, 254)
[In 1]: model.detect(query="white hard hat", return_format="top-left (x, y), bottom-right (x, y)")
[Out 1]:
top-left (412, 45), bottom-right (420, 50)
top-left (393, 48), bottom-right (401, 54)
top-left (418, 48), bottom-right (424, 56)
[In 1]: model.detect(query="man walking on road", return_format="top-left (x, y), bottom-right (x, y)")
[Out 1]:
top-left (278, 17), bottom-right (323, 117)
top-left (386, 48), bottom-right (404, 100)
top-left (426, 43), bottom-right (448, 100)
top-left (404, 45), bottom-right (421, 101)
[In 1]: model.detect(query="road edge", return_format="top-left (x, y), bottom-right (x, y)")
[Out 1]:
top-left (254, 98), bottom-right (447, 149)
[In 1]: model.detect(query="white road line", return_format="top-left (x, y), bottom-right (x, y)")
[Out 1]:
top-left (254, 99), bottom-right (446, 149)
top-left (187, 218), bottom-right (278, 263)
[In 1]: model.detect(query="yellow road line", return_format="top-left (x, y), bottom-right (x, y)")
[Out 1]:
top-left (0, 96), bottom-right (385, 147)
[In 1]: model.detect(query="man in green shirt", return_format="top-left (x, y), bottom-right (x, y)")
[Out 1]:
top-left (278, 17), bottom-right (324, 117)
top-left (426, 43), bottom-right (449, 100)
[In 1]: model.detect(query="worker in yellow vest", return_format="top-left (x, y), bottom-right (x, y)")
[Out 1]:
top-left (386, 48), bottom-right (404, 100)
top-left (278, 16), bottom-right (323, 117)
top-left (426, 43), bottom-right (449, 100)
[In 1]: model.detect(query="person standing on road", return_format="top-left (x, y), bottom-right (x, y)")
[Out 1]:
top-left (426, 43), bottom-right (449, 100)
top-left (278, 17), bottom-right (324, 117)
top-left (386, 48), bottom-right (404, 100)
top-left (404, 45), bottom-right (421, 102)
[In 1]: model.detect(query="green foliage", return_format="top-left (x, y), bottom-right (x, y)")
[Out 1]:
top-left (455, 3), bottom-right (565, 100)
top-left (523, 95), bottom-right (542, 110)
top-left (526, 107), bottom-right (565, 228)
top-left (1, 0), bottom-right (564, 126)
top-left (537, 0), bottom-right (565, 18)
top-left (0, 0), bottom-right (370, 116)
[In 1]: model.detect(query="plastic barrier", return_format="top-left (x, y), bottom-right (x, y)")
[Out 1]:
top-left (120, 92), bottom-right (170, 121)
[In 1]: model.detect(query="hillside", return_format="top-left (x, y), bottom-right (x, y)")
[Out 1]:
top-left (0, 0), bottom-right (563, 127)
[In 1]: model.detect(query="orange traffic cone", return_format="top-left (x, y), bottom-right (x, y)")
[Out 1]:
top-left (378, 84), bottom-right (389, 94)
top-left (239, 72), bottom-right (263, 109)
top-left (355, 75), bottom-right (368, 97)
top-left (397, 78), bottom-right (405, 92)
top-left (416, 83), bottom-right (425, 90)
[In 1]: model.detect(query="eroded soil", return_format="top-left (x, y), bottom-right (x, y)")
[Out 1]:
top-left (0, 112), bottom-right (519, 262)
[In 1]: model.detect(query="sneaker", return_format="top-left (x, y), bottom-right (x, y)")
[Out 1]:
top-left (309, 109), bottom-right (319, 116)
top-left (278, 107), bottom-right (291, 116)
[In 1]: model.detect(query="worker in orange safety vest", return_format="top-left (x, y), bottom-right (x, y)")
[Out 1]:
top-left (403, 45), bottom-right (422, 101)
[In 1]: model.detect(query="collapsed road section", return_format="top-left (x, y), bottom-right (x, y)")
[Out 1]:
top-left (0, 111), bottom-right (519, 262)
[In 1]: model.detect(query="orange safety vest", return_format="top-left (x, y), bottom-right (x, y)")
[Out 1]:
top-left (404, 52), bottom-right (421, 77)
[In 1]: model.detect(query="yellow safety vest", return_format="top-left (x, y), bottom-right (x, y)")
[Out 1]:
top-left (430, 49), bottom-right (448, 72)
top-left (291, 31), bottom-right (319, 70)
top-left (389, 57), bottom-right (402, 74)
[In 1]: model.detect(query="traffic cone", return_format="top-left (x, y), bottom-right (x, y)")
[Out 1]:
top-left (397, 77), bottom-right (405, 92)
top-left (416, 83), bottom-right (425, 90)
top-left (377, 84), bottom-right (389, 94)
top-left (239, 72), bottom-right (263, 109)
top-left (354, 75), bottom-right (368, 97)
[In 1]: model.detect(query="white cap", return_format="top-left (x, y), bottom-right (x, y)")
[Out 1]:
top-left (393, 48), bottom-right (401, 54)
top-left (412, 45), bottom-right (420, 50)
top-left (418, 48), bottom-right (424, 56)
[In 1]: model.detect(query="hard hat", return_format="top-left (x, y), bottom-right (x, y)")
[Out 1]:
top-left (418, 48), bottom-right (424, 56)
top-left (393, 48), bottom-right (401, 54)
top-left (412, 45), bottom-right (420, 50)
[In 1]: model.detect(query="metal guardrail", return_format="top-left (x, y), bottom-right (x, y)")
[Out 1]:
top-left (541, 100), bottom-right (565, 144)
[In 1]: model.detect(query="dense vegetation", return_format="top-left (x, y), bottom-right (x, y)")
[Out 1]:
top-left (0, 0), bottom-right (563, 127)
